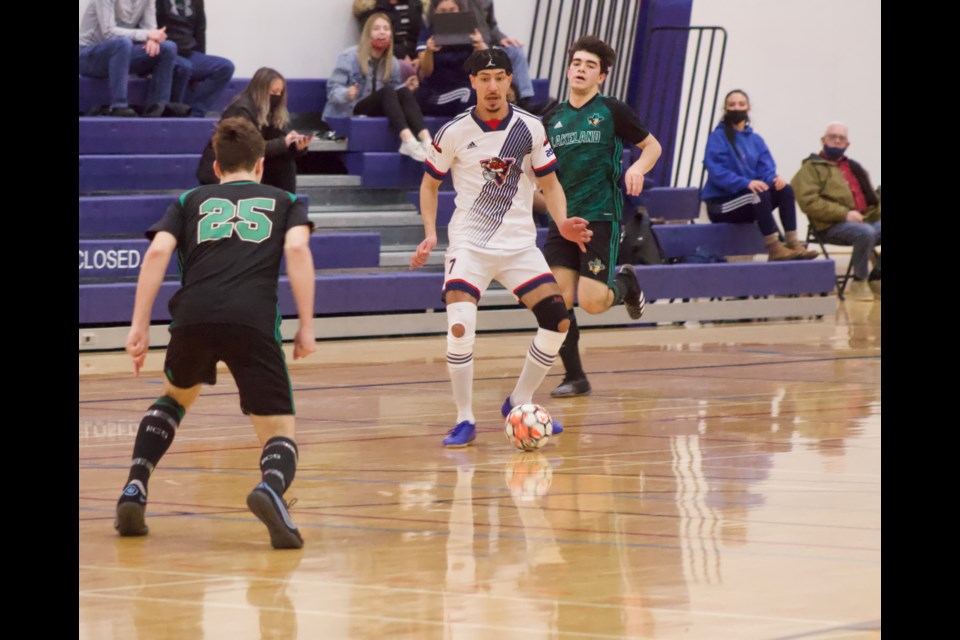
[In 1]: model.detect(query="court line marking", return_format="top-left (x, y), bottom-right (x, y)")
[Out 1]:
top-left (78, 564), bottom-right (851, 627)
top-left (79, 354), bottom-right (880, 405)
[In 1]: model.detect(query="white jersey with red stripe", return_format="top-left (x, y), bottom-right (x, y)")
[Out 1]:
top-left (425, 105), bottom-right (558, 252)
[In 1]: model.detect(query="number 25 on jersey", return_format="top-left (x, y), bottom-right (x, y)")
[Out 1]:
top-left (198, 197), bottom-right (275, 243)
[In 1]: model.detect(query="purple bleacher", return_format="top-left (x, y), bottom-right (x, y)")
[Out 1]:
top-left (653, 222), bottom-right (767, 259)
top-left (80, 195), bottom-right (173, 237)
top-left (79, 259), bottom-right (834, 325)
top-left (408, 190), bottom-right (455, 225)
top-left (79, 117), bottom-right (217, 155)
top-left (344, 152), bottom-right (426, 188)
top-left (640, 187), bottom-right (701, 221)
top-left (79, 154), bottom-right (200, 192)
top-left (79, 272), bottom-right (446, 324)
top-left (326, 117), bottom-right (450, 152)
top-left (634, 261), bottom-right (836, 299)
top-left (79, 233), bottom-right (380, 279)
top-left (79, 77), bottom-right (327, 114)
top-left (80, 193), bottom-right (311, 237)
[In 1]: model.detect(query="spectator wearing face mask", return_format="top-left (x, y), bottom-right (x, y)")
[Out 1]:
top-left (701, 89), bottom-right (818, 262)
top-left (325, 12), bottom-right (432, 162)
top-left (791, 122), bottom-right (881, 301)
top-left (196, 67), bottom-right (314, 193)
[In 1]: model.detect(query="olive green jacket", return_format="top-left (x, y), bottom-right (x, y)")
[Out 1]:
top-left (791, 154), bottom-right (881, 232)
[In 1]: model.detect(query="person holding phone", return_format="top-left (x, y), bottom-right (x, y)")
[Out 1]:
top-left (324, 13), bottom-right (433, 162)
top-left (196, 68), bottom-right (313, 193)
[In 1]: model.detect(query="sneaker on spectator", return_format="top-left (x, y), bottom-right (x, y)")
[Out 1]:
top-left (399, 139), bottom-right (427, 162)
top-left (421, 138), bottom-right (434, 156)
top-left (868, 279), bottom-right (881, 298)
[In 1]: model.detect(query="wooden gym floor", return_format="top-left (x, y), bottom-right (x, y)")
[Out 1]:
top-left (79, 300), bottom-right (880, 639)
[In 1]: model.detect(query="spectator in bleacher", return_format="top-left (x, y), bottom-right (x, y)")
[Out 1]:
top-left (791, 122), bottom-right (881, 301)
top-left (701, 89), bottom-right (818, 262)
top-left (324, 13), bottom-right (433, 162)
top-left (415, 0), bottom-right (483, 116)
top-left (197, 68), bottom-right (314, 193)
top-left (158, 0), bottom-right (236, 117)
top-left (79, 0), bottom-right (178, 117)
top-left (353, 0), bottom-right (425, 81)
top-left (464, 0), bottom-right (545, 114)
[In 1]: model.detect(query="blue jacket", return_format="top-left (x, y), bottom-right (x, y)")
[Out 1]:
top-left (323, 45), bottom-right (402, 119)
top-left (701, 124), bottom-right (778, 200)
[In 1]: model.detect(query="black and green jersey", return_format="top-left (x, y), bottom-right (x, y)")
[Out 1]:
top-left (147, 180), bottom-right (313, 337)
top-left (544, 93), bottom-right (649, 222)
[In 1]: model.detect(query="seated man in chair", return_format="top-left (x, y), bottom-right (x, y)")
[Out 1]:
top-left (791, 122), bottom-right (881, 301)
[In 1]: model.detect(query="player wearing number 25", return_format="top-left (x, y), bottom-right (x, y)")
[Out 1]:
top-left (116, 117), bottom-right (317, 549)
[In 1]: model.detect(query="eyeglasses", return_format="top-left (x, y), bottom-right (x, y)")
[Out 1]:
top-left (824, 134), bottom-right (848, 142)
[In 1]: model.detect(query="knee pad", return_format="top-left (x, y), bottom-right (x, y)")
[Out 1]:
top-left (531, 294), bottom-right (569, 332)
top-left (447, 301), bottom-right (477, 353)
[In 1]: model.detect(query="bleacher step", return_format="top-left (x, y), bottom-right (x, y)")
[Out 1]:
top-left (298, 175), bottom-right (362, 187)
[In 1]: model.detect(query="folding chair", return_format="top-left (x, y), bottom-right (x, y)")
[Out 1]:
top-left (805, 226), bottom-right (879, 301)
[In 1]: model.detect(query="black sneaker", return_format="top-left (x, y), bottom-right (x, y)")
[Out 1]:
top-left (246, 482), bottom-right (304, 549)
top-left (618, 264), bottom-right (646, 320)
top-left (115, 480), bottom-right (149, 536)
top-left (550, 377), bottom-right (592, 398)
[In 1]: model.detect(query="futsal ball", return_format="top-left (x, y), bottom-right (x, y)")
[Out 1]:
top-left (504, 403), bottom-right (553, 451)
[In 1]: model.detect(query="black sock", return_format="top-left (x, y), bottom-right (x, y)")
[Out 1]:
top-left (260, 436), bottom-right (299, 496)
top-left (558, 309), bottom-right (585, 380)
top-left (124, 396), bottom-right (184, 495)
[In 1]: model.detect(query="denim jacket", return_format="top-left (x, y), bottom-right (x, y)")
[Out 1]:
top-left (322, 45), bottom-right (402, 119)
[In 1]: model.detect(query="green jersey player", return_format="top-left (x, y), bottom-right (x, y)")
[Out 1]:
top-left (542, 36), bottom-right (662, 397)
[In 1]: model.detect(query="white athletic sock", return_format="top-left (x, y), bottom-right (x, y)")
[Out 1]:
top-left (447, 301), bottom-right (478, 424)
top-left (510, 327), bottom-right (567, 405)
top-left (447, 357), bottom-right (475, 424)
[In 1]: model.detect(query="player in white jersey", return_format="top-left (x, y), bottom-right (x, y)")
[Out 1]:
top-left (410, 48), bottom-right (593, 448)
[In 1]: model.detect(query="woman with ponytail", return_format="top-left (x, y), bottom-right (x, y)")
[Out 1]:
top-left (701, 89), bottom-right (817, 261)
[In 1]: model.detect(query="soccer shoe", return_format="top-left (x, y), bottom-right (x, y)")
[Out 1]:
top-left (501, 396), bottom-right (563, 434)
top-left (443, 420), bottom-right (477, 447)
top-left (115, 480), bottom-right (149, 536)
top-left (550, 377), bottom-right (592, 398)
top-left (246, 482), bottom-right (304, 550)
top-left (619, 264), bottom-right (647, 320)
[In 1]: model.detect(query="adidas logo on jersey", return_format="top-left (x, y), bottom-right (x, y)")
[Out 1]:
top-left (553, 121), bottom-right (563, 128)
top-left (467, 141), bottom-right (478, 149)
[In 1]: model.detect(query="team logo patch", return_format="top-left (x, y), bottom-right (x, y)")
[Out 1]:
top-left (480, 156), bottom-right (516, 187)
top-left (587, 113), bottom-right (605, 127)
top-left (588, 258), bottom-right (606, 275)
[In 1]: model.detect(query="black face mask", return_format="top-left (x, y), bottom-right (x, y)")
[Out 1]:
top-left (724, 110), bottom-right (749, 125)
top-left (269, 94), bottom-right (282, 110)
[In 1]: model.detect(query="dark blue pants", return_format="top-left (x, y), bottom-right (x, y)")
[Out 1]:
top-left (707, 184), bottom-right (798, 237)
top-left (79, 39), bottom-right (177, 108)
top-left (171, 51), bottom-right (236, 117)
